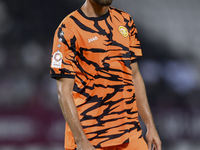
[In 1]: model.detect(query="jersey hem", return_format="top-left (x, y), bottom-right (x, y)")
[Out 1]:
top-left (94, 140), bottom-right (130, 148)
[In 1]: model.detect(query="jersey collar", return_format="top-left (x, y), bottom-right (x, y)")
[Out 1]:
top-left (77, 7), bottom-right (110, 21)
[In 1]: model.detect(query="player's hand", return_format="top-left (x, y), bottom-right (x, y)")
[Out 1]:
top-left (146, 125), bottom-right (162, 150)
top-left (76, 139), bottom-right (95, 150)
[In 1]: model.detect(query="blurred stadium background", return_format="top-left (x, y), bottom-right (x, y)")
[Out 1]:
top-left (0, 0), bottom-right (200, 149)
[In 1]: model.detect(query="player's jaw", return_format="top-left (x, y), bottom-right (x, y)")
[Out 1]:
top-left (91, 0), bottom-right (113, 6)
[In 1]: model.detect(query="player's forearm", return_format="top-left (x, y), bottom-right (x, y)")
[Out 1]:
top-left (57, 82), bottom-right (87, 143)
top-left (132, 71), bottom-right (155, 129)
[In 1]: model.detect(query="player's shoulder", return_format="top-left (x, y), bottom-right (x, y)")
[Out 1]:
top-left (109, 6), bottom-right (132, 21)
top-left (58, 10), bottom-right (79, 29)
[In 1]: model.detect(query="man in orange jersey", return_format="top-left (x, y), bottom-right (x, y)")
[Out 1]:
top-left (50, 0), bottom-right (161, 150)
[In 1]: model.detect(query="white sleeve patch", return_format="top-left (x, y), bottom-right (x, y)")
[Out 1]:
top-left (51, 50), bottom-right (63, 68)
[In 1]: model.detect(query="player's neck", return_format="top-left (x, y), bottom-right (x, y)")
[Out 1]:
top-left (81, 1), bottom-right (109, 18)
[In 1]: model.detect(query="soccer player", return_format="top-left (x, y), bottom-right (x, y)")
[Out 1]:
top-left (50, 0), bottom-right (161, 150)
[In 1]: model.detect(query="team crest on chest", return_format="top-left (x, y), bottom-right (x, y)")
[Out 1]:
top-left (118, 26), bottom-right (128, 37)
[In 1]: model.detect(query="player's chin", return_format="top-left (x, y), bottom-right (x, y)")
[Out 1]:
top-left (103, 0), bottom-right (113, 6)
top-left (95, 0), bottom-right (113, 6)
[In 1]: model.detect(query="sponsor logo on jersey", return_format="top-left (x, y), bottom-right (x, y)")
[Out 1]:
top-left (118, 26), bottom-right (128, 37)
top-left (51, 50), bottom-right (63, 68)
top-left (88, 36), bottom-right (98, 43)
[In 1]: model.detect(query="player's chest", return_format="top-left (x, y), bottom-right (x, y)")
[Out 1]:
top-left (75, 21), bottom-right (130, 50)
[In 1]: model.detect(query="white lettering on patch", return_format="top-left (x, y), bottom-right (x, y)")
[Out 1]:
top-left (51, 50), bottom-right (63, 68)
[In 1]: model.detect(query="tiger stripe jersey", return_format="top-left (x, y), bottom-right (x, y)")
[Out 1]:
top-left (50, 7), bottom-right (143, 149)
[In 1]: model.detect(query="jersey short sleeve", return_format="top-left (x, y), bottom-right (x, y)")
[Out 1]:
top-left (50, 26), bottom-right (77, 79)
top-left (129, 18), bottom-right (142, 63)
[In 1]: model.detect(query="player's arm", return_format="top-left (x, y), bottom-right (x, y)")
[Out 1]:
top-left (131, 62), bottom-right (162, 150)
top-left (56, 78), bottom-right (95, 150)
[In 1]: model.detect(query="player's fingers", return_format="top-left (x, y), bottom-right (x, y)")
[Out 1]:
top-left (152, 143), bottom-right (157, 150)
top-left (147, 140), bottom-right (152, 150)
top-left (154, 140), bottom-right (162, 150)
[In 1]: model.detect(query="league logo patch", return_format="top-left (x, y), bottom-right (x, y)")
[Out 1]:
top-left (51, 50), bottom-right (63, 68)
top-left (118, 26), bottom-right (128, 38)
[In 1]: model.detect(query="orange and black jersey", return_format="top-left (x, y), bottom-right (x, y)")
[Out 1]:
top-left (50, 7), bottom-right (143, 149)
